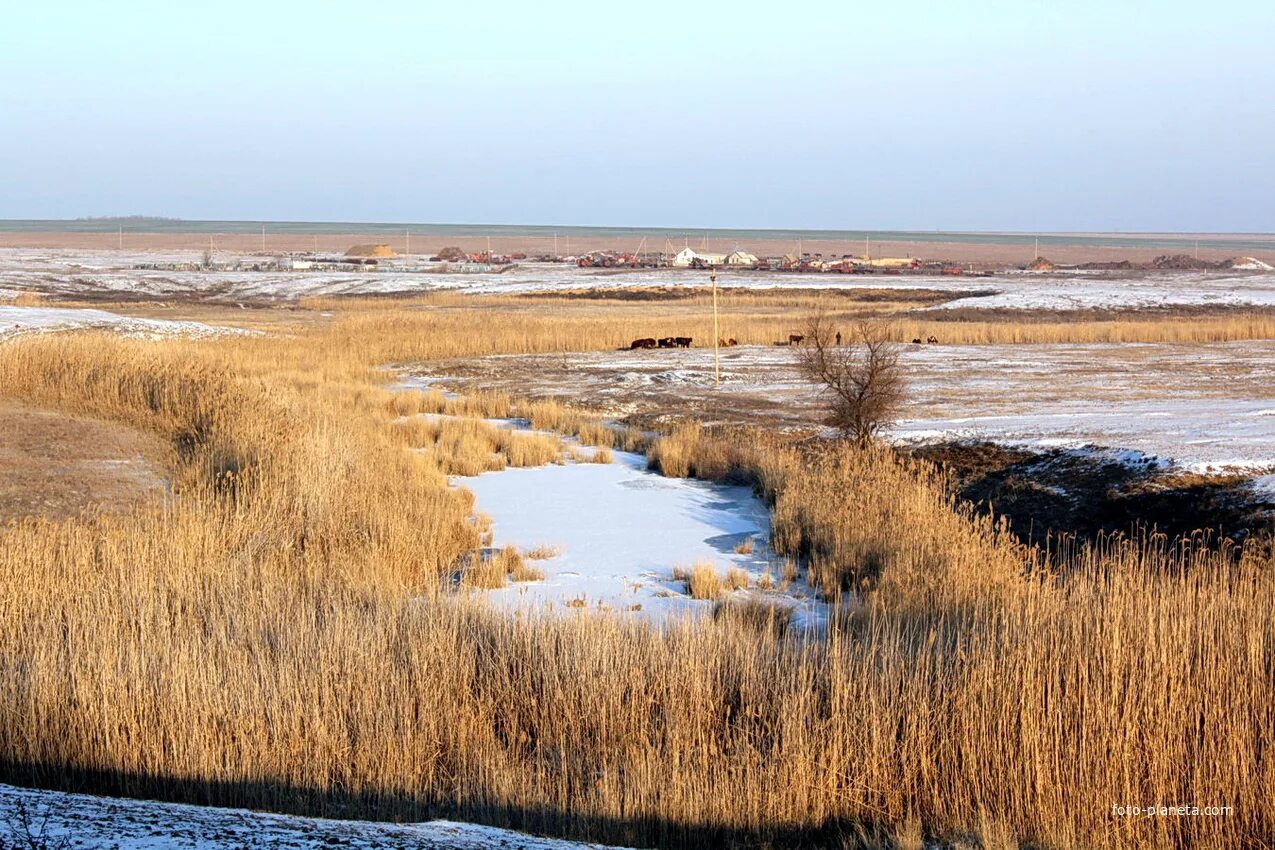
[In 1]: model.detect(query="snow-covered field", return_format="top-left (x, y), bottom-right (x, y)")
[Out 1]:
top-left (0, 783), bottom-right (632, 849)
top-left (0, 304), bottom-right (244, 339)
top-left (4, 248), bottom-right (1275, 311)
top-left (430, 342), bottom-right (1275, 475)
top-left (457, 449), bottom-right (826, 628)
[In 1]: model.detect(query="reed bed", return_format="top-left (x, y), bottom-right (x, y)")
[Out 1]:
top-left (0, 316), bottom-right (1270, 849)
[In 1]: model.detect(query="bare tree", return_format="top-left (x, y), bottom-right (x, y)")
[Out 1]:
top-left (795, 315), bottom-right (905, 443)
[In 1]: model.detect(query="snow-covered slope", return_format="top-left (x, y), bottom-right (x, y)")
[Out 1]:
top-left (0, 783), bottom-right (634, 849)
top-left (0, 305), bottom-right (245, 339)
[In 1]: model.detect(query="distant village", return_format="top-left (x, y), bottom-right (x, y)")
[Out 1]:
top-left (135, 241), bottom-right (987, 276)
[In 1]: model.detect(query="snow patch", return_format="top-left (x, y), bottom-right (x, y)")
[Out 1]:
top-left (0, 305), bottom-right (247, 339)
top-left (0, 783), bottom-right (634, 849)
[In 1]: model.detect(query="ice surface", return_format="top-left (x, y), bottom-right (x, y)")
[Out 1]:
top-left (457, 449), bottom-right (827, 629)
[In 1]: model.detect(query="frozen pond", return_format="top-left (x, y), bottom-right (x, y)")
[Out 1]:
top-left (456, 449), bottom-right (826, 628)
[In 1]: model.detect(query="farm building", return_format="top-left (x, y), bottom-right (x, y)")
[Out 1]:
top-left (672, 247), bottom-right (728, 267)
top-left (345, 243), bottom-right (399, 259)
top-left (724, 250), bottom-right (758, 266)
top-left (866, 256), bottom-right (921, 269)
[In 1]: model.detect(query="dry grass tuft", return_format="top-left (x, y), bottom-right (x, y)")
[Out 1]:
top-left (510, 561), bottom-right (546, 582)
top-left (712, 596), bottom-right (793, 637)
top-left (684, 562), bottom-right (725, 600)
top-left (726, 567), bottom-right (751, 590)
top-left (733, 537), bottom-right (755, 555)
top-left (524, 544), bottom-right (562, 560)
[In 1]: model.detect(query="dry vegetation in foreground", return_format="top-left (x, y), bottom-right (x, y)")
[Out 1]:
top-left (0, 304), bottom-right (1270, 849)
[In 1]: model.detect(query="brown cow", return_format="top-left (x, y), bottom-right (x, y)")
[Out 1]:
top-left (630, 337), bottom-right (657, 350)
top-left (912, 338), bottom-right (923, 344)
top-left (657, 337), bottom-right (677, 348)
top-left (674, 336), bottom-right (693, 348)
top-left (926, 335), bottom-right (939, 344)
top-left (788, 334), bottom-right (804, 345)
top-left (727, 338), bottom-right (738, 347)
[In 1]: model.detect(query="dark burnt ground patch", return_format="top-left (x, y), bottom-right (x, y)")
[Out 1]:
top-left (910, 441), bottom-right (1274, 546)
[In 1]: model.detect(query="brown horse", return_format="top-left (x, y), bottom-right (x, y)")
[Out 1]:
top-left (630, 337), bottom-right (657, 350)
top-left (674, 337), bottom-right (693, 348)
top-left (788, 334), bottom-right (804, 345)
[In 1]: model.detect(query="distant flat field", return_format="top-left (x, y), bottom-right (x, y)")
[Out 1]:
top-left (423, 341), bottom-right (1275, 474)
top-left (3, 248), bottom-right (1275, 311)
top-left (2, 229), bottom-right (1273, 266)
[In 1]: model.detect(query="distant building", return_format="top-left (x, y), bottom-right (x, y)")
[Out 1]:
top-left (672, 247), bottom-right (727, 267)
top-left (724, 250), bottom-right (758, 266)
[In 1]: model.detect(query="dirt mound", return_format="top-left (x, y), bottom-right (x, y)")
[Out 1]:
top-left (345, 243), bottom-right (398, 259)
top-left (1025, 256), bottom-right (1057, 271)
top-left (1149, 254), bottom-right (1225, 270)
top-left (1230, 256), bottom-right (1275, 271)
top-left (436, 245), bottom-right (467, 261)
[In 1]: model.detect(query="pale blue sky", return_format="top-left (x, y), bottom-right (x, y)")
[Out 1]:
top-left (1, 1), bottom-right (1272, 230)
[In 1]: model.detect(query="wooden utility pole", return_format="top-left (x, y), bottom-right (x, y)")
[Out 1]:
top-left (117, 225), bottom-right (122, 250)
top-left (261, 224), bottom-right (266, 253)
top-left (405, 228), bottom-right (410, 256)
top-left (711, 267), bottom-right (720, 387)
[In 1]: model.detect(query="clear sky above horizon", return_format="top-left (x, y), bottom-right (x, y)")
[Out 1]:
top-left (2, 1), bottom-right (1272, 232)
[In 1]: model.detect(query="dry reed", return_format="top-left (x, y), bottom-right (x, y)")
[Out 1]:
top-left (0, 311), bottom-right (1269, 850)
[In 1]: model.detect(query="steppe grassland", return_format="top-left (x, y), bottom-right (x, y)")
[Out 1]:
top-left (296, 289), bottom-right (1275, 351)
top-left (0, 296), bottom-right (1270, 850)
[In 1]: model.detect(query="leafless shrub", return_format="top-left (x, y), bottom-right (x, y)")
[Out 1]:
top-left (795, 315), bottom-right (905, 443)
top-left (2, 799), bottom-right (71, 850)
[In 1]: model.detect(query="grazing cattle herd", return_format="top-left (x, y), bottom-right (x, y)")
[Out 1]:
top-left (629, 336), bottom-right (693, 349)
top-left (628, 333), bottom-right (942, 351)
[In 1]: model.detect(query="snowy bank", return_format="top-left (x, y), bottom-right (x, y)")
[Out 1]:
top-left (0, 783), bottom-right (635, 850)
top-left (0, 305), bottom-right (246, 339)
